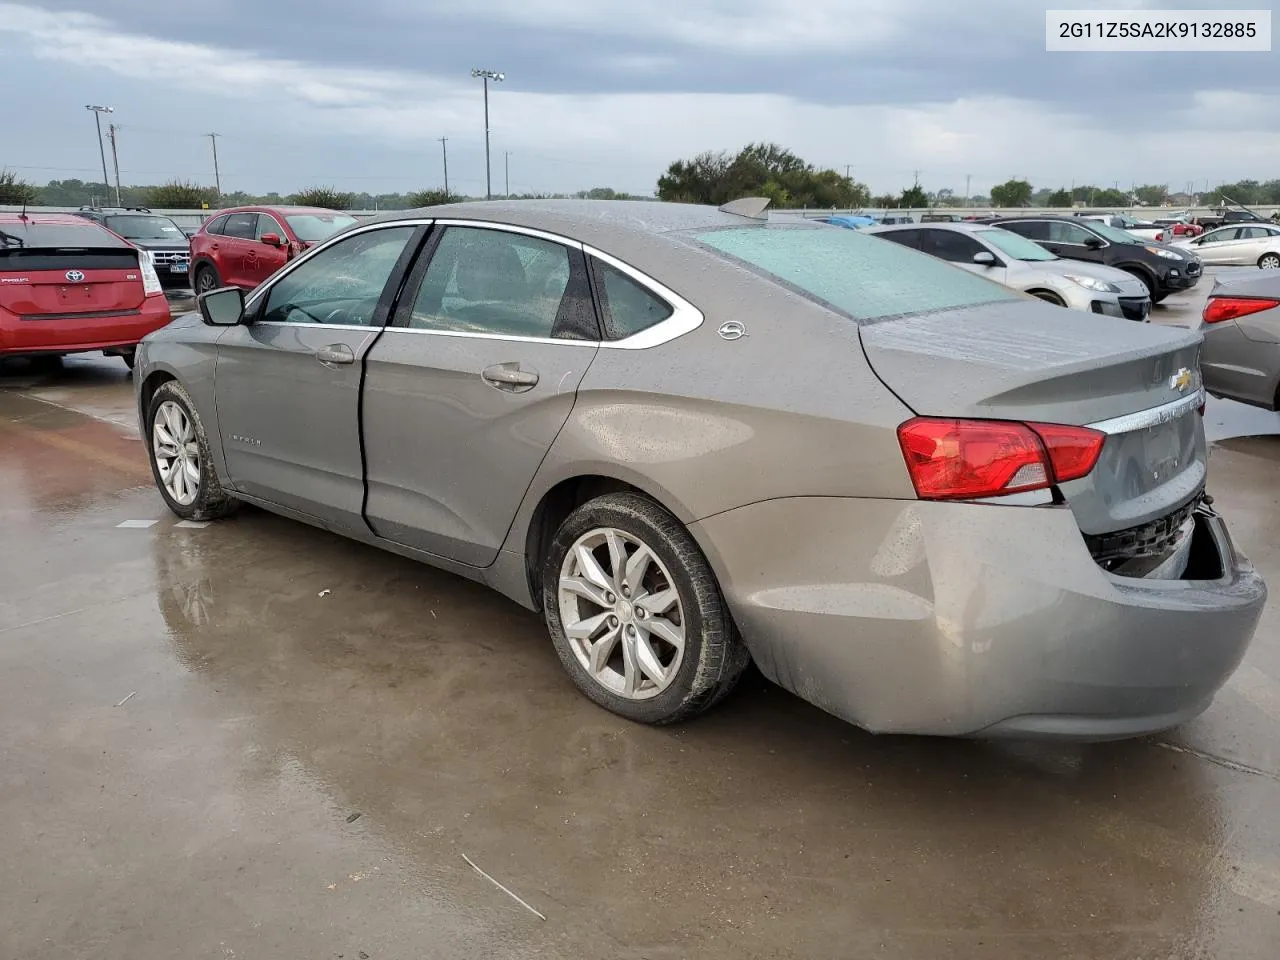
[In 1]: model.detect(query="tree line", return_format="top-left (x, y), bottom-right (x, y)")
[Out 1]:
top-left (0, 173), bottom-right (646, 210)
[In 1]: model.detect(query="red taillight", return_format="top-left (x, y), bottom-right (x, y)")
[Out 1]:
top-left (897, 418), bottom-right (1105, 500)
top-left (1203, 296), bottom-right (1280, 324)
top-left (1155, 232), bottom-right (1164, 241)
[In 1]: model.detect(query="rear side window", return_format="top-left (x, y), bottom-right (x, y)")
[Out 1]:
top-left (920, 230), bottom-right (984, 262)
top-left (593, 260), bottom-right (672, 339)
top-left (692, 226), bottom-right (1015, 321)
top-left (1046, 221), bottom-right (1096, 245)
top-left (407, 227), bottom-right (576, 339)
top-left (222, 213), bottom-right (257, 239)
top-left (876, 229), bottom-right (924, 250)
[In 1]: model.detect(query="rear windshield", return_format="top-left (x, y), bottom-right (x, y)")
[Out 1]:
top-left (285, 213), bottom-right (358, 242)
top-left (0, 221), bottom-right (125, 250)
top-left (692, 225), bottom-right (1017, 320)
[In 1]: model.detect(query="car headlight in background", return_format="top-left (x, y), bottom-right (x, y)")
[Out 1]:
top-left (1064, 274), bottom-right (1120, 293)
top-left (1145, 246), bottom-right (1183, 260)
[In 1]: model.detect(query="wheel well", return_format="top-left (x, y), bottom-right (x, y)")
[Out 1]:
top-left (1027, 288), bottom-right (1065, 305)
top-left (523, 476), bottom-right (648, 610)
top-left (1259, 252), bottom-right (1280, 266)
top-left (138, 370), bottom-right (176, 423)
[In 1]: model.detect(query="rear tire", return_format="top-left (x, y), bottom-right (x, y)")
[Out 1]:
top-left (194, 263), bottom-right (221, 294)
top-left (542, 491), bottom-right (749, 725)
top-left (146, 380), bottom-right (238, 521)
top-left (1259, 253), bottom-right (1280, 270)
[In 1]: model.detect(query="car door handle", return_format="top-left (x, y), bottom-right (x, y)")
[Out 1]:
top-left (316, 343), bottom-right (355, 365)
top-left (481, 362), bottom-right (539, 391)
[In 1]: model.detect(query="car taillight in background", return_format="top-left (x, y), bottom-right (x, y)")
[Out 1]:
top-left (1203, 296), bottom-right (1280, 324)
top-left (139, 250), bottom-right (163, 296)
top-left (897, 418), bottom-right (1105, 501)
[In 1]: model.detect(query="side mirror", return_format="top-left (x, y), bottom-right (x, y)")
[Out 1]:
top-left (1084, 237), bottom-right (1105, 249)
top-left (198, 286), bottom-right (245, 327)
top-left (972, 251), bottom-right (997, 266)
top-left (260, 232), bottom-right (283, 247)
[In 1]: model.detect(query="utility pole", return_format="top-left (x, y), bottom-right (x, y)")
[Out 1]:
top-left (504, 151), bottom-right (510, 199)
top-left (964, 173), bottom-right (971, 207)
top-left (84, 105), bottom-right (113, 201)
top-left (438, 137), bottom-right (449, 196)
top-left (845, 164), bottom-right (851, 179)
top-left (206, 133), bottom-right (222, 198)
top-left (107, 123), bottom-right (122, 206)
top-left (471, 69), bottom-right (505, 200)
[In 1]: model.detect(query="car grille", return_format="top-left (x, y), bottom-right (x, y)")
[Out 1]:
top-left (1084, 494), bottom-right (1203, 568)
top-left (149, 250), bottom-right (190, 268)
top-left (1117, 297), bottom-right (1150, 321)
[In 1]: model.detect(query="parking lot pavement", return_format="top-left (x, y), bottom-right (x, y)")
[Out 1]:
top-left (3, 339), bottom-right (1280, 958)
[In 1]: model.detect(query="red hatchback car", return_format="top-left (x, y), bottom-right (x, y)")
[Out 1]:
top-left (0, 213), bottom-right (171, 368)
top-left (188, 206), bottom-right (359, 293)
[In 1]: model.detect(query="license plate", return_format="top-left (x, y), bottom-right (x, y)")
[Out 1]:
top-left (170, 263), bottom-right (189, 274)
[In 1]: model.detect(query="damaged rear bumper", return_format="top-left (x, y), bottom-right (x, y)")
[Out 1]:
top-left (690, 496), bottom-right (1265, 739)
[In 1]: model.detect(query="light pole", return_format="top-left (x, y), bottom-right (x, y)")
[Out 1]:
top-left (504, 151), bottom-right (510, 199)
top-left (470, 68), bottom-right (504, 200)
top-left (85, 105), bottom-right (113, 203)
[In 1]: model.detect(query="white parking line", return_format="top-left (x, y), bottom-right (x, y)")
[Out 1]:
top-left (115, 519), bottom-right (158, 529)
top-left (174, 520), bottom-right (210, 529)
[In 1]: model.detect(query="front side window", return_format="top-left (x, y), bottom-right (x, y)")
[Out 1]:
top-left (1046, 221), bottom-right (1096, 245)
top-left (260, 226), bottom-right (416, 326)
top-left (875, 229), bottom-right (924, 250)
top-left (594, 260), bottom-right (672, 338)
top-left (255, 215), bottom-right (285, 240)
top-left (978, 228), bottom-right (1056, 261)
top-left (407, 227), bottom-right (574, 338)
top-left (692, 225), bottom-right (1015, 321)
top-left (921, 230), bottom-right (984, 263)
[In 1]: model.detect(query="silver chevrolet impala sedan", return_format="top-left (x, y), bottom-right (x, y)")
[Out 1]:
top-left (135, 199), bottom-right (1266, 739)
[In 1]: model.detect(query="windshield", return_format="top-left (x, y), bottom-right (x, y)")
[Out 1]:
top-left (976, 228), bottom-right (1057, 261)
top-left (0, 221), bottom-right (124, 249)
top-left (105, 215), bottom-right (187, 240)
top-left (1089, 221), bottom-right (1143, 245)
top-left (693, 225), bottom-right (1016, 320)
top-left (285, 213), bottom-right (358, 242)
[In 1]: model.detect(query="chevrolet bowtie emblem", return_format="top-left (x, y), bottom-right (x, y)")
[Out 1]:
top-left (1170, 367), bottom-right (1192, 392)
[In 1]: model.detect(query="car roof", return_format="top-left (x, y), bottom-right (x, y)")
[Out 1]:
top-left (870, 221), bottom-right (992, 234)
top-left (211, 205), bottom-right (353, 216)
top-left (360, 199), bottom-right (778, 255)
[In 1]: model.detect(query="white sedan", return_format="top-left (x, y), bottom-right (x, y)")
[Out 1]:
top-left (1172, 223), bottom-right (1280, 268)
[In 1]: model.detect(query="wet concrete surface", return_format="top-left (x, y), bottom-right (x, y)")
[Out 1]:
top-left (3, 293), bottom-right (1280, 958)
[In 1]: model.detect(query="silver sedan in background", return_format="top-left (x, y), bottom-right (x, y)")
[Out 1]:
top-left (869, 222), bottom-right (1152, 320)
top-left (1200, 271), bottom-right (1280, 409)
top-left (134, 199), bottom-right (1262, 740)
top-left (1172, 223), bottom-right (1280, 268)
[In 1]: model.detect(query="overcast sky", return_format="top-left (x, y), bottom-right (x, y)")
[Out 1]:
top-left (2, 0), bottom-right (1277, 198)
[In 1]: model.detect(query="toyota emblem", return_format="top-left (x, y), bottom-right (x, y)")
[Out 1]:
top-left (65, 270), bottom-right (85, 283)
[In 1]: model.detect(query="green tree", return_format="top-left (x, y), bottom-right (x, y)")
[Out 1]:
top-left (0, 169), bottom-right (37, 204)
top-left (1092, 188), bottom-right (1128, 206)
top-left (405, 188), bottom-right (458, 207)
top-left (899, 183), bottom-right (929, 208)
top-left (657, 143), bottom-right (868, 208)
top-left (1133, 183), bottom-right (1168, 206)
top-left (1046, 189), bottom-right (1072, 207)
top-left (1215, 180), bottom-right (1262, 205)
top-left (289, 185), bottom-right (356, 210)
top-left (871, 194), bottom-right (898, 208)
top-left (147, 180), bottom-right (217, 207)
top-left (990, 178), bottom-right (1033, 207)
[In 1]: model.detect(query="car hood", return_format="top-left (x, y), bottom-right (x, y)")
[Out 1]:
top-left (127, 237), bottom-right (191, 251)
top-left (1010, 258), bottom-right (1149, 295)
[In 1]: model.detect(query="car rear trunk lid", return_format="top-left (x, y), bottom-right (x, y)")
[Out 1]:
top-left (860, 299), bottom-right (1206, 538)
top-left (0, 247), bottom-right (146, 319)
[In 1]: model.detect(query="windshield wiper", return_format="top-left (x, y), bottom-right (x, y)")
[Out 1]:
top-left (0, 228), bottom-right (26, 248)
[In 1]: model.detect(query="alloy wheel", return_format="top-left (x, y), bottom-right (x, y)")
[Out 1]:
top-left (557, 527), bottom-right (686, 700)
top-left (196, 268), bottom-right (217, 292)
top-left (152, 400), bottom-right (200, 506)
top-left (1261, 254), bottom-right (1280, 270)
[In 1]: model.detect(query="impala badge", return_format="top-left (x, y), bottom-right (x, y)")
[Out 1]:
top-left (1169, 367), bottom-right (1192, 392)
top-left (717, 321), bottom-right (747, 341)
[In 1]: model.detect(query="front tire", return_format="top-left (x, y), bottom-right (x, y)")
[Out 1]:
top-left (146, 380), bottom-right (238, 521)
top-left (1259, 253), bottom-right (1280, 270)
top-left (542, 492), bottom-right (749, 725)
top-left (1123, 268), bottom-right (1160, 301)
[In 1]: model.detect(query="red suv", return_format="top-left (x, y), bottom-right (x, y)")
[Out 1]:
top-left (1, 213), bottom-right (171, 368)
top-left (188, 206), bottom-right (359, 293)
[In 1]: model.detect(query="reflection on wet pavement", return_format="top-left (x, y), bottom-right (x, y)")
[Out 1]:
top-left (2, 356), bottom-right (1279, 959)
